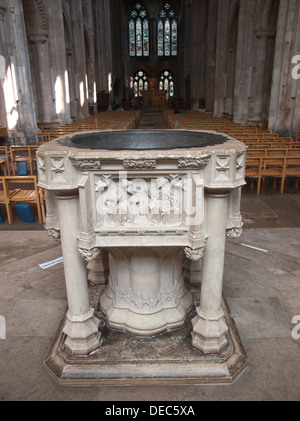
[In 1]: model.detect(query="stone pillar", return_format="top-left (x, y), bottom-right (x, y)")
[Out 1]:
top-left (55, 191), bottom-right (100, 355)
top-left (0, 1), bottom-right (38, 138)
top-left (69, 0), bottom-right (89, 118)
top-left (269, 0), bottom-right (300, 135)
top-left (226, 188), bottom-right (244, 238)
top-left (0, 6), bottom-right (7, 127)
top-left (192, 190), bottom-right (230, 354)
top-left (230, 0), bottom-right (257, 125)
top-left (253, 29), bottom-right (275, 120)
top-left (205, 0), bottom-right (218, 113)
top-left (29, 34), bottom-right (54, 122)
top-left (44, 190), bottom-right (59, 236)
top-left (94, 0), bottom-right (113, 104)
top-left (66, 47), bottom-right (77, 119)
top-left (45, 0), bottom-right (71, 124)
top-left (189, 0), bottom-right (205, 109)
top-left (81, 0), bottom-right (96, 105)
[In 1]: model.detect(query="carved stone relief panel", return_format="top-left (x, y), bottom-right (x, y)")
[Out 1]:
top-left (236, 152), bottom-right (246, 180)
top-left (215, 155), bottom-right (231, 181)
top-left (92, 173), bottom-right (193, 230)
top-left (37, 154), bottom-right (46, 183)
top-left (50, 157), bottom-right (66, 183)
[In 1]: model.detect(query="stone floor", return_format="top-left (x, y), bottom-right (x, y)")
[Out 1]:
top-left (0, 112), bottom-right (299, 401)
top-left (137, 108), bottom-right (167, 130)
top-left (0, 190), bottom-right (299, 401)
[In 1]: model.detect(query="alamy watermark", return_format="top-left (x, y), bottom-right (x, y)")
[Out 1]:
top-left (292, 55), bottom-right (300, 80)
top-left (291, 315), bottom-right (300, 341)
top-left (0, 316), bottom-right (6, 340)
top-left (94, 172), bottom-right (204, 226)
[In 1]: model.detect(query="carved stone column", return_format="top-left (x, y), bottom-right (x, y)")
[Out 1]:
top-left (55, 191), bottom-right (100, 355)
top-left (253, 28), bottom-right (275, 120)
top-left (46, 0), bottom-right (71, 124)
top-left (269, 0), bottom-right (300, 135)
top-left (0, 6), bottom-right (7, 127)
top-left (226, 187), bottom-right (243, 238)
top-left (66, 47), bottom-right (77, 119)
top-left (189, 0), bottom-right (205, 109)
top-left (87, 250), bottom-right (109, 285)
top-left (0, 1), bottom-right (39, 138)
top-left (94, 0), bottom-right (113, 102)
top-left (69, 0), bottom-right (89, 118)
top-left (192, 190), bottom-right (230, 354)
top-left (29, 34), bottom-right (54, 122)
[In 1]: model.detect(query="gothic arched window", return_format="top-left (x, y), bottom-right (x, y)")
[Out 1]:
top-left (157, 3), bottom-right (178, 57)
top-left (133, 70), bottom-right (148, 97)
top-left (159, 70), bottom-right (174, 98)
top-left (129, 3), bottom-right (149, 57)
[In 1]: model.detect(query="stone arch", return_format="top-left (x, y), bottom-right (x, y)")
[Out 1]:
top-left (22, 0), bottom-right (47, 36)
top-left (255, 0), bottom-right (279, 30)
top-left (62, 8), bottom-right (72, 52)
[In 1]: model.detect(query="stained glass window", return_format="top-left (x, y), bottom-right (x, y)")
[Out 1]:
top-left (136, 18), bottom-right (142, 56)
top-left (159, 70), bottom-right (174, 98)
top-left (157, 19), bottom-right (164, 56)
top-left (157, 3), bottom-right (178, 57)
top-left (129, 19), bottom-right (136, 56)
top-left (171, 19), bottom-right (177, 56)
top-left (143, 19), bottom-right (149, 56)
top-left (164, 18), bottom-right (171, 56)
top-left (129, 3), bottom-right (149, 57)
top-left (134, 70), bottom-right (148, 97)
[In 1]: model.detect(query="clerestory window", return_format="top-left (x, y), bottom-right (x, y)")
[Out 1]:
top-left (129, 3), bottom-right (149, 57)
top-left (157, 3), bottom-right (178, 57)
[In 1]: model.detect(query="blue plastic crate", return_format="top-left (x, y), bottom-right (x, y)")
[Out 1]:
top-left (17, 162), bottom-right (28, 175)
top-left (15, 203), bottom-right (35, 223)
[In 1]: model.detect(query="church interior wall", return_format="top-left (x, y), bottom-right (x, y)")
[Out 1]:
top-left (0, 0), bottom-right (298, 145)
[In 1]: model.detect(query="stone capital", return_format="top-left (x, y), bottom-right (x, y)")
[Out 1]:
top-left (226, 227), bottom-right (243, 239)
top-left (28, 33), bottom-right (49, 45)
top-left (184, 246), bottom-right (205, 261)
top-left (47, 228), bottom-right (61, 240)
top-left (254, 28), bottom-right (276, 40)
top-left (78, 247), bottom-right (101, 262)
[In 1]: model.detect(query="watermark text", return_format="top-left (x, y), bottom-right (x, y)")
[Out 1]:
top-left (292, 315), bottom-right (300, 340)
top-left (292, 55), bottom-right (300, 80)
top-left (0, 316), bottom-right (6, 340)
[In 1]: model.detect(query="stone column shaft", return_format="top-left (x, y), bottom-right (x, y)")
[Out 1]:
top-left (55, 192), bottom-right (100, 355)
top-left (29, 34), bottom-right (54, 122)
top-left (45, 0), bottom-right (71, 124)
top-left (192, 191), bottom-right (230, 354)
top-left (0, 6), bottom-right (7, 127)
top-left (69, 0), bottom-right (89, 118)
top-left (94, 0), bottom-right (113, 103)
